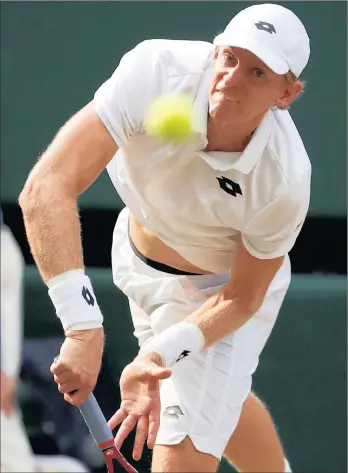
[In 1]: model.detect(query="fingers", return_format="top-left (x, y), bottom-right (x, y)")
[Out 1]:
top-left (53, 372), bottom-right (71, 385)
top-left (53, 369), bottom-right (84, 400)
top-left (147, 410), bottom-right (160, 450)
top-left (131, 361), bottom-right (172, 382)
top-left (50, 359), bottom-right (66, 376)
top-left (110, 411), bottom-right (153, 460)
top-left (108, 408), bottom-right (128, 431)
top-left (132, 416), bottom-right (149, 461)
top-left (51, 359), bottom-right (74, 386)
top-left (114, 414), bottom-right (138, 451)
top-left (50, 353), bottom-right (96, 405)
top-left (57, 381), bottom-right (82, 394)
top-left (63, 389), bottom-right (90, 406)
top-left (55, 378), bottom-right (86, 405)
top-left (150, 366), bottom-right (172, 380)
top-left (145, 365), bottom-right (172, 381)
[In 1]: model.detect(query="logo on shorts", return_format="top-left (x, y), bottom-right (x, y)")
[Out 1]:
top-left (163, 405), bottom-right (184, 419)
top-left (255, 21), bottom-right (276, 34)
top-left (176, 350), bottom-right (191, 362)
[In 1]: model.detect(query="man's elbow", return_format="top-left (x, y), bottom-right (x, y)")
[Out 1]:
top-left (19, 178), bottom-right (40, 213)
top-left (19, 175), bottom-right (68, 218)
top-left (19, 175), bottom-right (53, 217)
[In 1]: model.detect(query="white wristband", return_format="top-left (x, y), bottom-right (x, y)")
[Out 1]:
top-left (47, 269), bottom-right (103, 331)
top-left (140, 322), bottom-right (205, 367)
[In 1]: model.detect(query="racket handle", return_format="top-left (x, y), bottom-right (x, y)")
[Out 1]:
top-left (78, 393), bottom-right (114, 447)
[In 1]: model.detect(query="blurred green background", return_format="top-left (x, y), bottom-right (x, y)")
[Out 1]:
top-left (1, 2), bottom-right (346, 473)
top-left (1, 1), bottom-right (347, 216)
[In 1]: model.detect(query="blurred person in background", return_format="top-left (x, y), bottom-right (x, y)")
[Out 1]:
top-left (0, 207), bottom-right (89, 473)
top-left (1, 206), bottom-right (36, 473)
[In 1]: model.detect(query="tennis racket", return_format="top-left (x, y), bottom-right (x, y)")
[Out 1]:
top-left (78, 393), bottom-right (138, 473)
top-left (53, 357), bottom-right (138, 473)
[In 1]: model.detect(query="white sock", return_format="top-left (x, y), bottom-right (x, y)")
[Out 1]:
top-left (284, 458), bottom-right (292, 472)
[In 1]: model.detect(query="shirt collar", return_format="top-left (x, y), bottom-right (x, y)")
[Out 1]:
top-left (192, 66), bottom-right (274, 174)
top-left (192, 66), bottom-right (211, 146)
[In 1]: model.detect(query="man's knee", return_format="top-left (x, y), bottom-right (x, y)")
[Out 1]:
top-left (151, 436), bottom-right (219, 473)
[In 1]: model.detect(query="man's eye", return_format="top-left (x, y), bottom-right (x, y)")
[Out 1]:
top-left (223, 53), bottom-right (235, 63)
top-left (255, 69), bottom-right (265, 78)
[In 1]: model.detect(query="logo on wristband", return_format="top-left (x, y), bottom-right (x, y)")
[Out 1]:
top-left (82, 286), bottom-right (95, 306)
top-left (176, 350), bottom-right (191, 363)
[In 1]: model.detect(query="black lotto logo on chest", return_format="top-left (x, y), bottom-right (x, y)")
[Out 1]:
top-left (216, 176), bottom-right (243, 197)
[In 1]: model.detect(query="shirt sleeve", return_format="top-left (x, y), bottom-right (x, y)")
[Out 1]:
top-left (93, 40), bottom-right (160, 148)
top-left (241, 170), bottom-right (311, 259)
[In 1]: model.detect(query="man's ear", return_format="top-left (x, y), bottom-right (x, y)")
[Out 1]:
top-left (211, 46), bottom-right (220, 65)
top-left (275, 80), bottom-right (304, 109)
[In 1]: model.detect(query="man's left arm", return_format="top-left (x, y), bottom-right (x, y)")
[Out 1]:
top-left (187, 170), bottom-right (311, 347)
top-left (185, 244), bottom-right (284, 347)
top-left (140, 172), bottom-right (311, 366)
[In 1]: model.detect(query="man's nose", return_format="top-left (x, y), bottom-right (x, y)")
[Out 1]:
top-left (222, 66), bottom-right (244, 88)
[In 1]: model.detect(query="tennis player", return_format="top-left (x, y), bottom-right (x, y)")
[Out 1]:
top-left (19, 4), bottom-right (311, 472)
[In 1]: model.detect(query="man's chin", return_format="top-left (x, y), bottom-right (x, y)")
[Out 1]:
top-left (209, 99), bottom-right (240, 119)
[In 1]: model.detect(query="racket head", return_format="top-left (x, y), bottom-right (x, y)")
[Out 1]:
top-left (100, 441), bottom-right (139, 473)
top-left (78, 395), bottom-right (139, 473)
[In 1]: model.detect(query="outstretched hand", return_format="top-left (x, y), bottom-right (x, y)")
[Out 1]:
top-left (108, 352), bottom-right (171, 461)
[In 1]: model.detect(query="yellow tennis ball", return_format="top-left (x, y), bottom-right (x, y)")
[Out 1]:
top-left (144, 93), bottom-right (194, 142)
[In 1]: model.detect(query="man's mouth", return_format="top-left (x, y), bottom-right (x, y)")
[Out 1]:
top-left (215, 91), bottom-right (241, 104)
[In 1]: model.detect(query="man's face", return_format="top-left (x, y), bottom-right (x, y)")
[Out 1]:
top-left (209, 46), bottom-right (296, 123)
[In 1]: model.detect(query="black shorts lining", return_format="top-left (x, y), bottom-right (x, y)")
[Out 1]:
top-left (128, 236), bottom-right (200, 276)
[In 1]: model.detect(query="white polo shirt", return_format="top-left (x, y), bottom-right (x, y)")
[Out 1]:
top-left (94, 39), bottom-right (311, 274)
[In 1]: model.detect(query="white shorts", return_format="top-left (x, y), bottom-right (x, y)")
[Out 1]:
top-left (111, 208), bottom-right (291, 459)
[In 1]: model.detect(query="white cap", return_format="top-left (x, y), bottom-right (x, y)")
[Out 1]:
top-left (213, 3), bottom-right (310, 77)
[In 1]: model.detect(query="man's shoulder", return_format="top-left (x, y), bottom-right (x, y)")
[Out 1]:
top-left (131, 39), bottom-right (214, 76)
top-left (266, 109), bottom-right (311, 187)
top-left (94, 39), bottom-right (214, 147)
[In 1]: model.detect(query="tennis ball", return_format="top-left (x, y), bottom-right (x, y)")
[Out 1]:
top-left (144, 93), bottom-right (194, 142)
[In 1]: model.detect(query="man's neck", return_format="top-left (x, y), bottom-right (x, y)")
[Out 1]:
top-left (205, 112), bottom-right (266, 152)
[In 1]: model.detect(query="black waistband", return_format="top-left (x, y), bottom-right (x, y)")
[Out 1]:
top-left (128, 236), bottom-right (200, 276)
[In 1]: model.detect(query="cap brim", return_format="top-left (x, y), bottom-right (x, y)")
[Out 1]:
top-left (213, 32), bottom-right (289, 75)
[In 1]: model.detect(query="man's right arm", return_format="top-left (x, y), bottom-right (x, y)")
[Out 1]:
top-left (19, 40), bottom-right (159, 406)
top-left (20, 39), bottom-right (170, 282)
top-left (19, 102), bottom-right (118, 405)
top-left (19, 101), bottom-right (117, 282)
